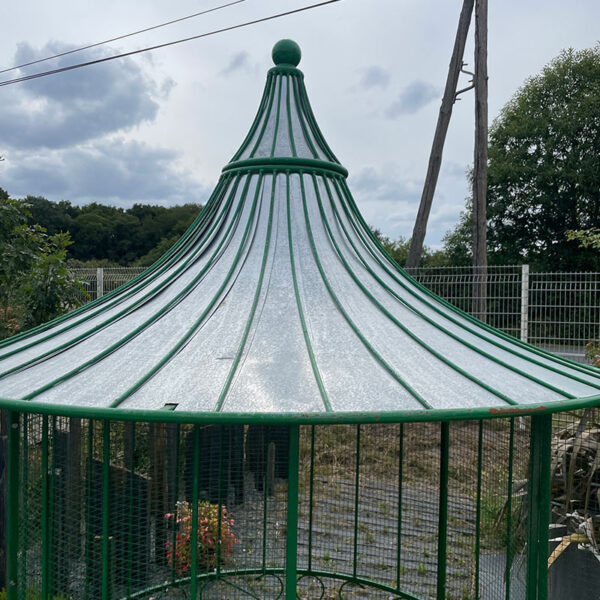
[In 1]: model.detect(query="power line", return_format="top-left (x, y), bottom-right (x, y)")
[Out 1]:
top-left (0, 0), bottom-right (247, 75)
top-left (0, 1), bottom-right (341, 87)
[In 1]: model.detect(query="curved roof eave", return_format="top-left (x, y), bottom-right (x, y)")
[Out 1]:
top-left (0, 39), bottom-right (599, 421)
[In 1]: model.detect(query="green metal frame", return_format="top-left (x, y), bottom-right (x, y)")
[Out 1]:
top-left (0, 412), bottom-right (581, 600)
top-left (526, 415), bottom-right (552, 600)
top-left (6, 411), bottom-right (20, 600)
top-left (1, 393), bottom-right (599, 426)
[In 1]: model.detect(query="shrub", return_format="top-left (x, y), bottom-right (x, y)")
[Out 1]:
top-left (165, 500), bottom-right (238, 575)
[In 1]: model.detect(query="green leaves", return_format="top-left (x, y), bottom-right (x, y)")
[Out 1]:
top-left (0, 191), bottom-right (87, 340)
top-left (444, 45), bottom-right (600, 271)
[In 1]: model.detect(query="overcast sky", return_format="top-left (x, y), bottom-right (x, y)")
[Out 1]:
top-left (1, 0), bottom-right (599, 247)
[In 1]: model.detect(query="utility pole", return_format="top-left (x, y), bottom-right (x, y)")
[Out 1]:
top-left (406, 0), bottom-right (475, 269)
top-left (472, 0), bottom-right (488, 320)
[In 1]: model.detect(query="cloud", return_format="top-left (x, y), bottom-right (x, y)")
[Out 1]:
top-left (385, 80), bottom-right (439, 118)
top-left (351, 165), bottom-right (423, 205)
top-left (0, 42), bottom-right (174, 149)
top-left (1, 138), bottom-right (210, 207)
top-left (348, 164), bottom-right (468, 246)
top-left (358, 66), bottom-right (390, 90)
top-left (219, 51), bottom-right (250, 76)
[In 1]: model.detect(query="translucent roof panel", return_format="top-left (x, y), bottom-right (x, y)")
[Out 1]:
top-left (1, 39), bottom-right (599, 422)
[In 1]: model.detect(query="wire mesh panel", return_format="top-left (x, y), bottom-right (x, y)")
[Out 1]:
top-left (70, 268), bottom-right (146, 303)
top-left (407, 266), bottom-right (523, 338)
top-left (13, 418), bottom-right (292, 600)
top-left (5, 412), bottom-right (596, 599)
top-left (68, 266), bottom-right (600, 368)
top-left (548, 408), bottom-right (600, 599)
top-left (529, 272), bottom-right (600, 363)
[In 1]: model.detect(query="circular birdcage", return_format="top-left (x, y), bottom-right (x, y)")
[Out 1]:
top-left (1, 40), bottom-right (600, 600)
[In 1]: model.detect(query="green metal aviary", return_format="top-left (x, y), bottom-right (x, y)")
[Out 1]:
top-left (0, 39), bottom-right (599, 600)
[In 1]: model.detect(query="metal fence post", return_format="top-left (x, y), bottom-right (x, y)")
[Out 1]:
top-left (526, 414), bottom-right (552, 600)
top-left (285, 425), bottom-right (300, 600)
top-left (520, 264), bottom-right (529, 343)
top-left (96, 267), bottom-right (104, 299)
top-left (6, 411), bottom-right (20, 600)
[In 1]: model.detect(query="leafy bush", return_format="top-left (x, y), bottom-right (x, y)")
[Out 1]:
top-left (165, 500), bottom-right (238, 575)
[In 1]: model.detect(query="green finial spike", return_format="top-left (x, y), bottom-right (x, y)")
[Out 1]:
top-left (272, 39), bottom-right (301, 67)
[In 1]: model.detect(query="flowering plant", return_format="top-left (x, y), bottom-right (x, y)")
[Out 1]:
top-left (165, 500), bottom-right (238, 574)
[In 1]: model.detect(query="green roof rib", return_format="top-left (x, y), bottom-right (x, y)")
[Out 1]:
top-left (0, 39), bottom-right (599, 421)
top-left (335, 177), bottom-right (600, 388)
top-left (0, 176), bottom-right (236, 372)
top-left (22, 174), bottom-right (250, 402)
top-left (298, 174), bottom-right (431, 410)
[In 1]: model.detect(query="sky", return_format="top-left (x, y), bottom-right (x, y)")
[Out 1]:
top-left (1, 0), bottom-right (599, 248)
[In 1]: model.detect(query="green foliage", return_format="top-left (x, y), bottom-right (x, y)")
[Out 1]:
top-left (371, 229), bottom-right (450, 268)
top-left (566, 227), bottom-right (600, 252)
top-left (444, 45), bottom-right (600, 271)
top-left (25, 195), bottom-right (202, 265)
top-left (0, 190), bottom-right (86, 339)
top-left (0, 588), bottom-right (68, 600)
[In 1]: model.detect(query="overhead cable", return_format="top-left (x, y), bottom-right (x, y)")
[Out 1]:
top-left (0, 0), bottom-right (247, 75)
top-left (0, 1), bottom-right (341, 87)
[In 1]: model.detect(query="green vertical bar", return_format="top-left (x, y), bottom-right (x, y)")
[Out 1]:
top-left (307, 426), bottom-right (315, 573)
top-left (48, 417), bottom-right (56, 598)
top-left (126, 423), bottom-right (136, 598)
top-left (170, 424), bottom-right (180, 586)
top-left (526, 415), bottom-right (552, 600)
top-left (536, 415), bottom-right (552, 600)
top-left (190, 426), bottom-right (200, 600)
top-left (526, 417), bottom-right (539, 600)
top-left (437, 422), bottom-right (450, 600)
top-left (396, 423), bottom-right (404, 590)
top-left (21, 414), bottom-right (28, 598)
top-left (261, 430), bottom-right (268, 572)
top-left (101, 421), bottom-right (110, 600)
top-left (216, 427), bottom-right (224, 577)
top-left (352, 425), bottom-right (361, 579)
top-left (84, 421), bottom-right (94, 600)
top-left (474, 420), bottom-right (483, 600)
top-left (41, 415), bottom-right (49, 600)
top-left (285, 425), bottom-right (300, 600)
top-left (6, 411), bottom-right (20, 600)
top-left (505, 419), bottom-right (515, 600)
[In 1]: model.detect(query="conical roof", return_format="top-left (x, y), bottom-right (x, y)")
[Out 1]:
top-left (1, 40), bottom-right (599, 423)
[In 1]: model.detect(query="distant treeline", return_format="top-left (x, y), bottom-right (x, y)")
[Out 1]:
top-left (24, 196), bottom-right (202, 266)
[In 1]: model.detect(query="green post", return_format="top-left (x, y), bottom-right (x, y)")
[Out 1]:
top-left (41, 416), bottom-right (49, 600)
top-left (474, 420), bottom-right (483, 600)
top-left (6, 411), bottom-right (20, 600)
top-left (505, 419), bottom-right (515, 600)
top-left (190, 426), bottom-right (200, 600)
top-left (353, 425), bottom-right (361, 579)
top-left (526, 415), bottom-right (552, 600)
top-left (285, 425), bottom-right (300, 600)
top-left (102, 420), bottom-right (111, 600)
top-left (437, 422), bottom-right (450, 600)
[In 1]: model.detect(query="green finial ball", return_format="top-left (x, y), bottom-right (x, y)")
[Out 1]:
top-left (272, 39), bottom-right (301, 67)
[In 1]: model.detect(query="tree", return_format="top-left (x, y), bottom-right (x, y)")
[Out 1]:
top-left (372, 229), bottom-right (450, 268)
top-left (0, 189), bottom-right (85, 339)
top-left (444, 45), bottom-right (600, 271)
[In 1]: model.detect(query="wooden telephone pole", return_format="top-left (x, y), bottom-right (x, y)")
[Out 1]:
top-left (472, 0), bottom-right (488, 321)
top-left (406, 0), bottom-right (475, 269)
top-left (407, 0), bottom-right (489, 321)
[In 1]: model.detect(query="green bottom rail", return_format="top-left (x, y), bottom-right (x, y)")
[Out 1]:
top-left (116, 567), bottom-right (426, 600)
